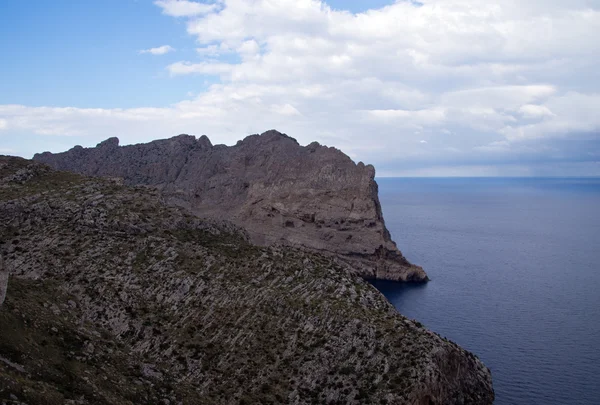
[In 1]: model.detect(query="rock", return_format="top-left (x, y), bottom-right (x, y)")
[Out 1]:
top-left (141, 363), bottom-right (163, 379)
top-left (0, 254), bottom-right (7, 307)
top-left (84, 342), bottom-right (95, 354)
top-left (97, 137), bottom-right (119, 149)
top-left (33, 130), bottom-right (428, 282)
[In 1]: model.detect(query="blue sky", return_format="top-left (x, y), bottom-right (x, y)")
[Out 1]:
top-left (0, 0), bottom-right (393, 108)
top-left (0, 0), bottom-right (208, 108)
top-left (1, 0), bottom-right (599, 176)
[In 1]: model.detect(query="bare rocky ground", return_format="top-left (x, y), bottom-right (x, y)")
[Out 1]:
top-left (0, 157), bottom-right (493, 404)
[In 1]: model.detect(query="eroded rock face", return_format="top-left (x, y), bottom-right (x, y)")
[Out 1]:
top-left (34, 130), bottom-right (427, 282)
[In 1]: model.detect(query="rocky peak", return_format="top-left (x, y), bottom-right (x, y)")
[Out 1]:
top-left (33, 130), bottom-right (428, 282)
top-left (96, 137), bottom-right (119, 149)
top-left (257, 129), bottom-right (300, 144)
top-left (197, 134), bottom-right (212, 149)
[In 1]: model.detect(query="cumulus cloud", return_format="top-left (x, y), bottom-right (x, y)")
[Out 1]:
top-left (139, 45), bottom-right (175, 55)
top-left (1, 0), bottom-right (600, 175)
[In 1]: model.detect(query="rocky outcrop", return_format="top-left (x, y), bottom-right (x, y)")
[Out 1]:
top-left (0, 156), bottom-right (493, 404)
top-left (34, 130), bottom-right (427, 282)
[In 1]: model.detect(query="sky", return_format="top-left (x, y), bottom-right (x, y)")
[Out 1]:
top-left (0, 0), bottom-right (599, 176)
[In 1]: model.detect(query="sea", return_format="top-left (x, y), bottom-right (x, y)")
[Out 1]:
top-left (371, 177), bottom-right (600, 405)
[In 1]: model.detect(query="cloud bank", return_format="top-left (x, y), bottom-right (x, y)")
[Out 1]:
top-left (2, 0), bottom-right (600, 176)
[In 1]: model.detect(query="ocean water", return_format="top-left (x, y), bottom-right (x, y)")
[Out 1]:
top-left (371, 178), bottom-right (600, 405)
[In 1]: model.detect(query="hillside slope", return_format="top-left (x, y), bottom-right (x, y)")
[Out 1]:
top-left (0, 157), bottom-right (493, 404)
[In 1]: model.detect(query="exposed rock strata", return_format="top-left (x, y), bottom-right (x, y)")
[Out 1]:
top-left (34, 130), bottom-right (427, 282)
top-left (0, 156), bottom-right (493, 404)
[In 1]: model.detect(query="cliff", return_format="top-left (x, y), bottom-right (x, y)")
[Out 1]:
top-left (0, 156), bottom-right (493, 404)
top-left (33, 130), bottom-right (427, 282)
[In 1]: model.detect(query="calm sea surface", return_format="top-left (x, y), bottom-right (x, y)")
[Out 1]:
top-left (371, 178), bottom-right (600, 405)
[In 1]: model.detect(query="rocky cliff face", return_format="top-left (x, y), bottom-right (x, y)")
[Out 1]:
top-left (0, 156), bottom-right (493, 404)
top-left (33, 130), bottom-right (427, 282)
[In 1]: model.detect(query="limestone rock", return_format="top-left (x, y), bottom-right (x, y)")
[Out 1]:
top-left (34, 130), bottom-right (428, 282)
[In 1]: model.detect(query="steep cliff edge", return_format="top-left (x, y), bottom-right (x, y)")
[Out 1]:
top-left (0, 156), bottom-right (493, 404)
top-left (34, 130), bottom-right (427, 282)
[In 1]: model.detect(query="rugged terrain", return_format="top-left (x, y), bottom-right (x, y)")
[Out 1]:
top-left (34, 130), bottom-right (427, 282)
top-left (0, 156), bottom-right (493, 404)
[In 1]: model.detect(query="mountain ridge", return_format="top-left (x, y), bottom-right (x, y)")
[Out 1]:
top-left (34, 130), bottom-right (427, 283)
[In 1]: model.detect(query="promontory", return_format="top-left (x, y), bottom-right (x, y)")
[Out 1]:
top-left (0, 154), bottom-right (493, 404)
top-left (34, 130), bottom-right (427, 283)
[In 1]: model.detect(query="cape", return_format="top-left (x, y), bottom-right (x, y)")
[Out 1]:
top-left (34, 130), bottom-right (427, 282)
top-left (0, 155), bottom-right (493, 404)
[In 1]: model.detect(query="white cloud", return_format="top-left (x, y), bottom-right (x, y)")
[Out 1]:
top-left (271, 103), bottom-right (301, 116)
top-left (154, 0), bottom-right (218, 17)
top-left (139, 45), bottom-right (175, 55)
top-left (519, 105), bottom-right (554, 119)
top-left (502, 93), bottom-right (600, 141)
top-left (2, 0), bottom-right (600, 175)
top-left (237, 40), bottom-right (260, 59)
top-left (196, 43), bottom-right (231, 56)
top-left (440, 86), bottom-right (556, 110)
top-left (167, 61), bottom-right (233, 76)
top-left (0, 119), bottom-right (7, 130)
top-left (366, 108), bottom-right (447, 126)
